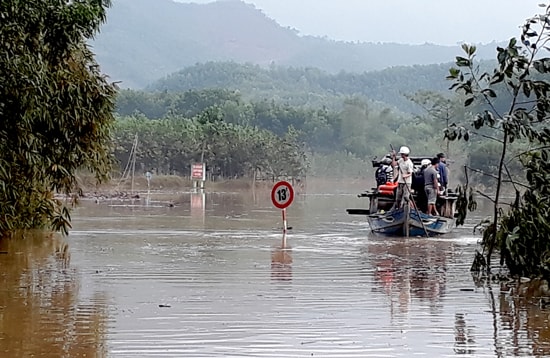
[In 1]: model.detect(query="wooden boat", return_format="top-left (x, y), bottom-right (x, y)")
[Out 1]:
top-left (347, 155), bottom-right (458, 237)
top-left (365, 203), bottom-right (456, 237)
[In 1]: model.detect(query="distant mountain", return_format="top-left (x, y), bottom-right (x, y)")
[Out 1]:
top-left (92, 0), bottom-right (503, 88)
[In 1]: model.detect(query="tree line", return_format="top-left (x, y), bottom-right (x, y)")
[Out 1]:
top-left (113, 110), bottom-right (307, 181)
top-left (113, 87), bottom-right (450, 179)
top-left (115, 60), bottom-right (534, 187)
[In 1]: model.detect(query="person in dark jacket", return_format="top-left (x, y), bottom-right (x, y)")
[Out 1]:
top-left (436, 152), bottom-right (449, 193)
top-left (375, 157), bottom-right (394, 186)
top-left (412, 159), bottom-right (431, 213)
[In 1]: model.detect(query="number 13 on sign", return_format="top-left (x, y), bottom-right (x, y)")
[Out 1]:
top-left (271, 181), bottom-right (294, 209)
top-left (271, 181), bottom-right (294, 234)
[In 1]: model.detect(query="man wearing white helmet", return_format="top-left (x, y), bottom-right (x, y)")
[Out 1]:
top-left (391, 146), bottom-right (414, 211)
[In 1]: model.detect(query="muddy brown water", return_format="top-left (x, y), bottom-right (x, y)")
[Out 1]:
top-left (1, 188), bottom-right (549, 357)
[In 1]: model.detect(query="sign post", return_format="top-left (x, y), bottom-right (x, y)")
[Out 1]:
top-left (271, 181), bottom-right (294, 237)
top-left (145, 171), bottom-right (152, 189)
top-left (191, 163), bottom-right (206, 190)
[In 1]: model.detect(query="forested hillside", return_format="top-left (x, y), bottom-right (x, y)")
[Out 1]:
top-left (92, 0), bottom-right (502, 88)
top-left (113, 59), bottom-right (525, 181)
top-left (113, 85), bottom-right (459, 179)
top-left (100, 0), bottom-right (519, 181)
top-left (147, 61), bottom-right (484, 114)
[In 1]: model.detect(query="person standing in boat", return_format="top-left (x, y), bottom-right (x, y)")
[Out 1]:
top-left (436, 152), bottom-right (449, 194)
top-left (391, 146), bottom-right (414, 211)
top-left (412, 159), bottom-right (431, 213)
top-left (424, 157), bottom-right (441, 216)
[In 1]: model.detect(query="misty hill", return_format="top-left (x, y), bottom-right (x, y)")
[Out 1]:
top-left (92, 0), bottom-right (503, 88)
top-left (147, 60), bottom-right (493, 114)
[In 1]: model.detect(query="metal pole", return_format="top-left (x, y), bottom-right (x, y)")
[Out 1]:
top-left (282, 208), bottom-right (287, 234)
top-left (131, 134), bottom-right (137, 194)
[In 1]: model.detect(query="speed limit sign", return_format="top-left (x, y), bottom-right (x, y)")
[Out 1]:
top-left (271, 181), bottom-right (294, 209)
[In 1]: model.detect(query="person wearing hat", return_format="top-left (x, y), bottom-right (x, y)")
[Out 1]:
top-left (420, 158), bottom-right (431, 169)
top-left (391, 146), bottom-right (414, 211)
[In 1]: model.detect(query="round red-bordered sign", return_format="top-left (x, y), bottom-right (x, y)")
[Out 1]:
top-left (271, 181), bottom-right (294, 209)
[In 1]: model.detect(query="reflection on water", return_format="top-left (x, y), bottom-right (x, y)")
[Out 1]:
top-left (190, 189), bottom-right (206, 226)
top-left (454, 312), bottom-right (476, 354)
top-left (496, 284), bottom-right (550, 357)
top-left (2, 189), bottom-right (550, 357)
top-left (0, 231), bottom-right (108, 357)
top-left (271, 233), bottom-right (293, 282)
top-left (367, 238), bottom-right (448, 317)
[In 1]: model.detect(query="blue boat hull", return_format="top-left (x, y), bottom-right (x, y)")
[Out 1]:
top-left (367, 207), bottom-right (455, 237)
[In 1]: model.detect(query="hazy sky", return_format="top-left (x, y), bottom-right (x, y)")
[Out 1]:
top-left (177, 0), bottom-right (543, 45)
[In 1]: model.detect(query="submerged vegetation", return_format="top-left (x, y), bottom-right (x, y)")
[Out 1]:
top-left (114, 111), bottom-right (308, 181)
top-left (447, 4), bottom-right (550, 278)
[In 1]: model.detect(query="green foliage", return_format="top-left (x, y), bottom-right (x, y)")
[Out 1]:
top-left (498, 150), bottom-right (550, 277)
top-left (148, 61), bottom-right (456, 114)
top-left (447, 5), bottom-right (550, 276)
top-left (112, 114), bottom-right (308, 180)
top-left (114, 61), bottom-right (470, 181)
top-left (405, 90), bottom-right (470, 152)
top-left (0, 0), bottom-right (117, 235)
top-left (116, 87), bottom-right (433, 160)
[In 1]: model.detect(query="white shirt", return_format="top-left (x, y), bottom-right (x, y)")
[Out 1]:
top-left (395, 157), bottom-right (414, 185)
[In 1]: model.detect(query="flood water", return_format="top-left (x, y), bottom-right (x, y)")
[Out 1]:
top-left (1, 185), bottom-right (550, 357)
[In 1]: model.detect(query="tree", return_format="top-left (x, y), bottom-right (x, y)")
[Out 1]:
top-left (0, 0), bottom-right (117, 235)
top-left (447, 4), bottom-right (550, 276)
top-left (406, 90), bottom-right (468, 158)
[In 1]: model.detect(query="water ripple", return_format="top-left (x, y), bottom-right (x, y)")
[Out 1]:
top-left (3, 194), bottom-right (544, 357)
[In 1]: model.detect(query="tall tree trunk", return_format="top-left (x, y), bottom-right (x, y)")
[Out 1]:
top-left (487, 130), bottom-right (509, 271)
